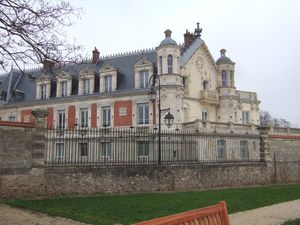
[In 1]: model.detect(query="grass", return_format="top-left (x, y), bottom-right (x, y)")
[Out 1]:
top-left (2, 184), bottom-right (300, 225)
top-left (282, 219), bottom-right (300, 225)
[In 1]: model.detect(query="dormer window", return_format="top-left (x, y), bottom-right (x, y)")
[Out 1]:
top-left (140, 70), bottom-right (148, 88)
top-left (61, 81), bottom-right (67, 97)
top-left (167, 55), bottom-right (173, 74)
top-left (134, 55), bottom-right (153, 89)
top-left (41, 83), bottom-right (47, 99)
top-left (83, 79), bottom-right (90, 95)
top-left (104, 75), bottom-right (112, 92)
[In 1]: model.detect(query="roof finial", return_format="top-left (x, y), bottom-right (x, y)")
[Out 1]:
top-left (220, 49), bottom-right (226, 57)
top-left (164, 29), bottom-right (172, 38)
top-left (194, 22), bottom-right (202, 37)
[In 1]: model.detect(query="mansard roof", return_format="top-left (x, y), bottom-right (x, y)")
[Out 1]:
top-left (0, 50), bottom-right (157, 104)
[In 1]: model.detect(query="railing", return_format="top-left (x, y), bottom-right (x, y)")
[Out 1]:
top-left (45, 127), bottom-right (261, 167)
top-left (199, 90), bottom-right (219, 104)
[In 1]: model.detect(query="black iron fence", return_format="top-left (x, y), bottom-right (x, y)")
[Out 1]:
top-left (45, 127), bottom-right (261, 166)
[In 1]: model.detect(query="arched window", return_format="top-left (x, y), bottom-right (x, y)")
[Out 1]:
top-left (159, 56), bottom-right (163, 74)
top-left (167, 55), bottom-right (173, 74)
top-left (203, 81), bottom-right (208, 90)
top-left (221, 70), bottom-right (227, 86)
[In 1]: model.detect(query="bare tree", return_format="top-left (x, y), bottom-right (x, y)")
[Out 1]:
top-left (0, 0), bottom-right (83, 72)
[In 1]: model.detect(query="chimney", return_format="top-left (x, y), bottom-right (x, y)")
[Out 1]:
top-left (92, 47), bottom-right (100, 64)
top-left (184, 29), bottom-right (195, 49)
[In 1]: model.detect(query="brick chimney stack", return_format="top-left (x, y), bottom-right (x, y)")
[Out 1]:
top-left (92, 47), bottom-right (100, 64)
top-left (184, 29), bottom-right (195, 49)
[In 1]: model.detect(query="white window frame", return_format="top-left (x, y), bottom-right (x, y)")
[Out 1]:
top-left (104, 75), bottom-right (112, 92)
top-left (79, 142), bottom-right (88, 157)
top-left (61, 81), bottom-right (67, 97)
top-left (217, 140), bottom-right (226, 160)
top-left (41, 83), bottom-right (47, 99)
top-left (56, 142), bottom-right (64, 159)
top-left (80, 108), bottom-right (89, 128)
top-left (8, 116), bottom-right (16, 122)
top-left (83, 79), bottom-right (90, 95)
top-left (138, 141), bottom-right (149, 159)
top-left (57, 109), bottom-right (66, 129)
top-left (242, 111), bottom-right (249, 124)
top-left (101, 106), bottom-right (111, 127)
top-left (101, 142), bottom-right (111, 159)
top-left (140, 70), bottom-right (148, 88)
top-left (240, 141), bottom-right (249, 160)
top-left (137, 103), bottom-right (149, 125)
top-left (202, 111), bottom-right (208, 121)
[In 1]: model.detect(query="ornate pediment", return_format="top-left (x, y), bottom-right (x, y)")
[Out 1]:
top-left (134, 55), bottom-right (153, 68)
top-left (36, 73), bottom-right (51, 82)
top-left (99, 62), bottom-right (116, 73)
top-left (56, 71), bottom-right (71, 80)
top-left (79, 67), bottom-right (94, 79)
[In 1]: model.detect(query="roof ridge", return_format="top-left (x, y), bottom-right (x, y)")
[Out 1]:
top-left (100, 47), bottom-right (155, 59)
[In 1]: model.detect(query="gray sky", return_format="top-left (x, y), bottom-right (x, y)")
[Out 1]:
top-left (65, 0), bottom-right (300, 126)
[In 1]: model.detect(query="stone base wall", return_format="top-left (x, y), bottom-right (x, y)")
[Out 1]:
top-left (1, 162), bottom-right (299, 199)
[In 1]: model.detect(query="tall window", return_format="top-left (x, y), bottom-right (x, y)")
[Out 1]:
top-left (61, 81), bottom-right (67, 97)
top-left (137, 103), bottom-right (149, 125)
top-left (83, 79), bottom-right (90, 95)
top-left (167, 55), bottom-right (173, 74)
top-left (80, 108), bottom-right (89, 127)
top-left (138, 141), bottom-right (149, 158)
top-left (57, 109), bottom-right (66, 129)
top-left (203, 81), bottom-right (208, 90)
top-left (41, 83), bottom-right (47, 99)
top-left (102, 106), bottom-right (111, 127)
top-left (104, 75), bottom-right (112, 92)
top-left (8, 116), bottom-right (16, 122)
top-left (101, 142), bottom-right (111, 158)
top-left (242, 111), bottom-right (249, 124)
top-left (79, 143), bottom-right (88, 157)
top-left (217, 140), bottom-right (226, 160)
top-left (140, 70), bottom-right (148, 88)
top-left (202, 111), bottom-right (208, 121)
top-left (159, 56), bottom-right (163, 74)
top-left (240, 141), bottom-right (249, 160)
top-left (56, 143), bottom-right (64, 159)
top-left (230, 71), bottom-right (234, 86)
top-left (221, 70), bottom-right (227, 86)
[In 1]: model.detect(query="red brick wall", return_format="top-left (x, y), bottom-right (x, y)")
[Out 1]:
top-left (21, 109), bottom-right (34, 123)
top-left (47, 107), bottom-right (54, 128)
top-left (68, 105), bottom-right (76, 129)
top-left (91, 103), bottom-right (97, 128)
top-left (114, 100), bottom-right (132, 127)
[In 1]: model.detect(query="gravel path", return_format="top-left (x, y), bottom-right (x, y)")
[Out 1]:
top-left (0, 199), bottom-right (299, 225)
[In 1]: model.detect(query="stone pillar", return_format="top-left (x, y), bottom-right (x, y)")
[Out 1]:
top-left (257, 126), bottom-right (271, 162)
top-left (31, 109), bottom-right (48, 167)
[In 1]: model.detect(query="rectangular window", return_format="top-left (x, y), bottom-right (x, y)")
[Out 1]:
top-left (56, 143), bottom-right (64, 159)
top-left (79, 143), bottom-right (88, 157)
top-left (102, 106), bottom-right (111, 127)
top-left (80, 108), bottom-right (89, 127)
top-left (140, 70), bottom-right (148, 88)
top-left (167, 55), bottom-right (173, 74)
top-left (202, 111), bottom-right (208, 121)
top-left (8, 116), bottom-right (16, 122)
top-left (138, 141), bottom-right (149, 158)
top-left (137, 103), bottom-right (149, 125)
top-left (240, 141), bottom-right (249, 160)
top-left (61, 81), bottom-right (67, 97)
top-left (83, 79), bottom-right (90, 95)
top-left (104, 75), bottom-right (112, 92)
top-left (41, 84), bottom-right (47, 99)
top-left (242, 111), bottom-right (249, 124)
top-left (217, 140), bottom-right (226, 160)
top-left (57, 109), bottom-right (66, 129)
top-left (101, 142), bottom-right (111, 158)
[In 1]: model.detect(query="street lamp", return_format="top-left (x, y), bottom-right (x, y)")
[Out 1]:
top-left (148, 74), bottom-right (174, 164)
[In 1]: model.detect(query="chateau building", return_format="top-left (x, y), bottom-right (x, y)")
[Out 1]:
top-left (0, 24), bottom-right (260, 131)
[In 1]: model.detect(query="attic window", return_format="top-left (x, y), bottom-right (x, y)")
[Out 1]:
top-left (41, 84), bottom-right (47, 99)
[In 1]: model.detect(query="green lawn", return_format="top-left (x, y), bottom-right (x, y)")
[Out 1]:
top-left (2, 184), bottom-right (300, 225)
top-left (282, 219), bottom-right (300, 225)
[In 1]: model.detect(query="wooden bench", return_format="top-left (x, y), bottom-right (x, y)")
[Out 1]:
top-left (123, 201), bottom-right (230, 225)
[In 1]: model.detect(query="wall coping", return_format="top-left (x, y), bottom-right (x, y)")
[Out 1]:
top-left (269, 134), bottom-right (300, 140)
top-left (0, 121), bottom-right (34, 128)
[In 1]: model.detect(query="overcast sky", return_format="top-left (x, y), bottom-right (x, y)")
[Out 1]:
top-left (65, 0), bottom-right (300, 126)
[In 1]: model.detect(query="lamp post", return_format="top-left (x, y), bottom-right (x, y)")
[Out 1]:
top-left (148, 74), bottom-right (174, 164)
